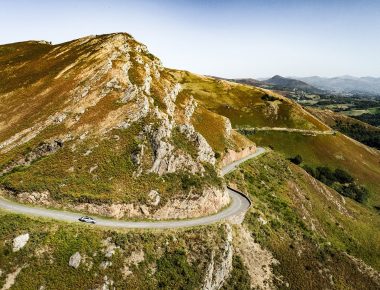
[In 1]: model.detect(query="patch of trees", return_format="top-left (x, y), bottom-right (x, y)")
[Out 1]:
top-left (333, 120), bottom-right (380, 149)
top-left (303, 165), bottom-right (368, 203)
top-left (289, 155), bottom-right (369, 203)
top-left (314, 96), bottom-right (380, 109)
top-left (180, 174), bottom-right (202, 190)
top-left (261, 94), bottom-right (279, 102)
top-left (301, 166), bottom-right (352, 185)
top-left (289, 154), bottom-right (303, 165)
top-left (353, 113), bottom-right (380, 127)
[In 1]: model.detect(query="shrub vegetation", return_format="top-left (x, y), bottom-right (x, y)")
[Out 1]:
top-left (302, 164), bottom-right (368, 203)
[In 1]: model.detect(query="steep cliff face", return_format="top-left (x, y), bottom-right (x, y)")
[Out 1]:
top-left (202, 224), bottom-right (233, 290)
top-left (0, 33), bottom-right (248, 218)
top-left (220, 145), bottom-right (257, 167)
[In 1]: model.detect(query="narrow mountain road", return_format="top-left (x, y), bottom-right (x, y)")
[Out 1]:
top-left (0, 147), bottom-right (266, 229)
top-left (237, 127), bottom-right (335, 135)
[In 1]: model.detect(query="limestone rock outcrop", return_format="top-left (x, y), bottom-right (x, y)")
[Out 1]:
top-left (203, 224), bottom-right (233, 290)
top-left (220, 145), bottom-right (257, 167)
top-left (72, 186), bottom-right (228, 220)
top-left (13, 233), bottom-right (30, 252)
top-left (69, 252), bottom-right (82, 269)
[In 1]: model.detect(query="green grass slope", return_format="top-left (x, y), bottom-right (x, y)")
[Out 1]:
top-left (247, 131), bottom-right (380, 207)
top-left (0, 210), bottom-right (230, 289)
top-left (171, 70), bottom-right (328, 130)
top-left (307, 107), bottom-right (380, 149)
top-left (226, 151), bottom-right (380, 289)
top-left (172, 69), bottom-right (380, 208)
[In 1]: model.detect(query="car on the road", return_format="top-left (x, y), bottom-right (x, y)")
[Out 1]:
top-left (78, 216), bottom-right (96, 224)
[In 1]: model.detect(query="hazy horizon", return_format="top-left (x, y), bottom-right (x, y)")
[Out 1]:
top-left (1, 0), bottom-right (379, 78)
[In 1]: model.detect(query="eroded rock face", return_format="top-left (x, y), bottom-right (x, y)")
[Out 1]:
top-left (179, 124), bottom-right (216, 165)
top-left (72, 187), bottom-right (228, 220)
top-left (220, 146), bottom-right (257, 167)
top-left (131, 144), bottom-right (145, 166)
top-left (234, 225), bottom-right (278, 289)
top-left (73, 203), bottom-right (139, 219)
top-left (69, 252), bottom-right (82, 269)
top-left (120, 84), bottom-right (139, 103)
top-left (147, 115), bottom-right (175, 175)
top-left (122, 249), bottom-right (145, 278)
top-left (196, 132), bottom-right (216, 165)
top-left (126, 250), bottom-right (145, 266)
top-left (146, 108), bottom-right (206, 175)
top-left (1, 140), bottom-right (64, 176)
top-left (1, 182), bottom-right (228, 220)
top-left (13, 233), bottom-right (30, 252)
top-left (15, 191), bottom-right (51, 206)
top-left (224, 117), bottom-right (232, 137)
top-left (153, 187), bottom-right (229, 220)
top-left (203, 224), bottom-right (233, 290)
top-left (1, 266), bottom-right (24, 290)
top-left (148, 190), bottom-right (160, 206)
top-left (164, 83), bottom-right (181, 117)
top-left (101, 237), bottom-right (120, 258)
top-left (184, 95), bottom-right (197, 123)
top-left (143, 63), bottom-right (152, 95)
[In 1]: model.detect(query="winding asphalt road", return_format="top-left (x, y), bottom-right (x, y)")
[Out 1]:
top-left (0, 147), bottom-right (266, 229)
top-left (237, 127), bottom-right (335, 135)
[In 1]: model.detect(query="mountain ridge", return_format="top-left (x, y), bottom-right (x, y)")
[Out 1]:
top-left (218, 75), bottom-right (324, 94)
top-left (0, 33), bottom-right (250, 220)
top-left (227, 74), bottom-right (380, 96)
top-left (265, 75), bottom-right (323, 93)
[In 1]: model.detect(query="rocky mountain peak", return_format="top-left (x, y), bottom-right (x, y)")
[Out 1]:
top-left (0, 33), bottom-right (245, 220)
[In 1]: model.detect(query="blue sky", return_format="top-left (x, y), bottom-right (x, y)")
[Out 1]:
top-left (1, 0), bottom-right (379, 78)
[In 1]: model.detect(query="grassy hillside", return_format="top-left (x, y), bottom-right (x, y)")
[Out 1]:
top-left (0, 33), bottom-right (379, 289)
top-left (247, 131), bottom-right (380, 206)
top-left (1, 152), bottom-right (378, 290)
top-left (172, 69), bottom-right (380, 207)
top-left (0, 122), bottom-right (221, 205)
top-left (0, 210), bottom-right (230, 290)
top-left (226, 151), bottom-right (380, 289)
top-left (171, 70), bottom-right (329, 131)
top-left (170, 67), bottom-right (380, 287)
top-left (307, 107), bottom-right (380, 149)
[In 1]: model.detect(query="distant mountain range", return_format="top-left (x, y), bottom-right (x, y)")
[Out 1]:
top-left (294, 76), bottom-right (380, 95)
top-left (227, 75), bottom-right (380, 96)
top-left (225, 75), bottom-right (323, 94)
top-left (264, 75), bottom-right (324, 93)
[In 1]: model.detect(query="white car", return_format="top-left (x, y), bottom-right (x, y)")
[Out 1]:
top-left (78, 216), bottom-right (96, 224)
